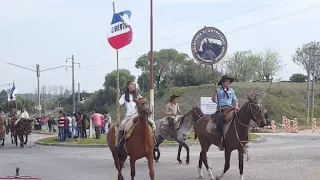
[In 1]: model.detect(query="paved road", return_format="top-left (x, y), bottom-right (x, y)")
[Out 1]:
top-left (0, 133), bottom-right (320, 180)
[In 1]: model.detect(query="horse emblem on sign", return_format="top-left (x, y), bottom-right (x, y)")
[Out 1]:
top-left (191, 27), bottom-right (228, 64)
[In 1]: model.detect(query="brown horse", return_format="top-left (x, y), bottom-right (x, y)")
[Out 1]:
top-left (0, 115), bottom-right (5, 147)
top-left (107, 97), bottom-right (155, 180)
top-left (194, 95), bottom-right (266, 180)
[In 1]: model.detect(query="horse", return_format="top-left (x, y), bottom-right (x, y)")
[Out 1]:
top-left (14, 118), bottom-right (33, 148)
top-left (8, 117), bottom-right (17, 144)
top-left (0, 115), bottom-right (6, 147)
top-left (107, 97), bottom-right (155, 180)
top-left (153, 106), bottom-right (203, 164)
top-left (194, 95), bottom-right (266, 180)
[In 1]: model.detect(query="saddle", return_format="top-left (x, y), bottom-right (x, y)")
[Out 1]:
top-left (207, 107), bottom-right (235, 135)
top-left (210, 107), bottom-right (234, 124)
top-left (160, 116), bottom-right (183, 131)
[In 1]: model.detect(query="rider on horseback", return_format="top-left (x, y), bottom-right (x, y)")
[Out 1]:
top-left (212, 75), bottom-right (239, 151)
top-left (165, 95), bottom-right (182, 136)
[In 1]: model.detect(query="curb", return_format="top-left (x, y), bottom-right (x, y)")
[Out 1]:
top-left (32, 131), bottom-right (56, 135)
top-left (35, 136), bottom-right (265, 148)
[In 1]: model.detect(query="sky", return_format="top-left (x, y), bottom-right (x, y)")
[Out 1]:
top-left (1, 0), bottom-right (320, 93)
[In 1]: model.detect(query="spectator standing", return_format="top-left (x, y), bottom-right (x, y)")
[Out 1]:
top-left (64, 113), bottom-right (71, 141)
top-left (72, 113), bottom-right (77, 138)
top-left (67, 113), bottom-right (72, 139)
top-left (104, 111), bottom-right (111, 133)
top-left (90, 110), bottom-right (104, 139)
top-left (101, 118), bottom-right (105, 134)
top-left (58, 111), bottom-right (65, 142)
top-left (79, 110), bottom-right (88, 139)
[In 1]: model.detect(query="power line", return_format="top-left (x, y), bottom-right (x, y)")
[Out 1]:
top-left (76, 0), bottom-right (286, 61)
top-left (80, 3), bottom-right (320, 69)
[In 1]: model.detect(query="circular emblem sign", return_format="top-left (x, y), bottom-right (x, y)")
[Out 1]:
top-left (191, 27), bottom-right (228, 64)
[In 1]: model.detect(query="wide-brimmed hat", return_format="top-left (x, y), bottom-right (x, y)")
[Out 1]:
top-left (169, 95), bottom-right (180, 102)
top-left (218, 75), bottom-right (234, 85)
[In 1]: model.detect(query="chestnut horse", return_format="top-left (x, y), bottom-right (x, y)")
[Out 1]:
top-left (194, 95), bottom-right (266, 180)
top-left (0, 114), bottom-right (5, 147)
top-left (107, 97), bottom-right (154, 180)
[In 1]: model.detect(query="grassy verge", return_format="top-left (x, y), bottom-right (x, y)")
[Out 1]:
top-left (38, 132), bottom-right (260, 145)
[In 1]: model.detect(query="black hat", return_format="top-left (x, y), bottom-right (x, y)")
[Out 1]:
top-left (169, 95), bottom-right (180, 102)
top-left (218, 75), bottom-right (234, 85)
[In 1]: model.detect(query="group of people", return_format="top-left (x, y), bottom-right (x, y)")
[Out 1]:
top-left (57, 109), bottom-right (111, 142)
top-left (115, 75), bottom-right (246, 152)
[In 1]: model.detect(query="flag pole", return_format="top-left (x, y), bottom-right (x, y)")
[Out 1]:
top-left (113, 2), bottom-right (120, 123)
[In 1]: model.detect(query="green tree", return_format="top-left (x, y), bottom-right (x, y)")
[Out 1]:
top-left (260, 48), bottom-right (282, 82)
top-left (137, 72), bottom-right (149, 93)
top-left (292, 41), bottom-right (320, 78)
top-left (225, 51), bottom-right (260, 82)
top-left (290, 73), bottom-right (307, 82)
top-left (103, 69), bottom-right (135, 94)
top-left (0, 95), bottom-right (36, 112)
top-left (135, 49), bottom-right (189, 90)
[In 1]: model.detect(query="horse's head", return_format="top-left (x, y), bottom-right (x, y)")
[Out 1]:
top-left (134, 97), bottom-right (150, 116)
top-left (190, 106), bottom-right (204, 123)
top-left (243, 94), bottom-right (266, 127)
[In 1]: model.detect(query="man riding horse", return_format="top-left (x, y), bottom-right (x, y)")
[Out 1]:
top-left (165, 95), bottom-right (182, 136)
top-left (212, 75), bottom-right (239, 151)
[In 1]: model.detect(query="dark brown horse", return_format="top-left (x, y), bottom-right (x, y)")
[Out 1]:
top-left (107, 97), bottom-right (155, 180)
top-left (194, 95), bottom-right (266, 180)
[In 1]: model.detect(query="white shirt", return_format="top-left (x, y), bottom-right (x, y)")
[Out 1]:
top-left (119, 93), bottom-right (142, 116)
top-left (21, 111), bottom-right (29, 119)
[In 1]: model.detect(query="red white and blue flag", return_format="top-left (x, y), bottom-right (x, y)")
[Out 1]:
top-left (108, 10), bottom-right (133, 50)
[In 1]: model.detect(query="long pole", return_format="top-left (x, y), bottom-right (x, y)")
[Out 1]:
top-left (306, 48), bottom-right (312, 124)
top-left (36, 64), bottom-right (41, 109)
top-left (78, 83), bottom-right (81, 102)
top-left (113, 2), bottom-right (121, 123)
top-left (72, 55), bottom-right (76, 113)
top-left (149, 0), bottom-right (154, 121)
top-left (311, 52), bottom-right (318, 124)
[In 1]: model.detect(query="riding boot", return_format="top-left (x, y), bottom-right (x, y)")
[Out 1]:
top-left (169, 118), bottom-right (175, 137)
top-left (217, 133), bottom-right (224, 151)
top-left (117, 130), bottom-right (125, 149)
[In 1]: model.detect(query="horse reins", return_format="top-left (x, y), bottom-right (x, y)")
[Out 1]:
top-left (233, 102), bottom-right (262, 148)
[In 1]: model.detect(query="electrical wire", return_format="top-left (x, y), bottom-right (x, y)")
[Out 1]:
top-left (80, 3), bottom-right (320, 69)
top-left (76, 0), bottom-right (286, 61)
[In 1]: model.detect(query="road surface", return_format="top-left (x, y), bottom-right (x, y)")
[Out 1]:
top-left (0, 133), bottom-right (320, 180)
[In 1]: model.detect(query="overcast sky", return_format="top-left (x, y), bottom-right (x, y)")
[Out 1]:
top-left (1, 0), bottom-right (320, 93)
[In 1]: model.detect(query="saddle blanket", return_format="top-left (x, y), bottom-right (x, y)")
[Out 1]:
top-left (160, 116), bottom-right (182, 131)
top-left (206, 119), bottom-right (232, 136)
top-left (124, 114), bottom-right (155, 132)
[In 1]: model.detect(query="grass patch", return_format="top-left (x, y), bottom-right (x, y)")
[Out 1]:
top-left (38, 131), bottom-right (260, 145)
top-left (38, 135), bottom-right (107, 145)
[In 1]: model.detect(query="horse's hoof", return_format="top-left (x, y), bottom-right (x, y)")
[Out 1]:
top-left (155, 160), bottom-right (159, 163)
top-left (186, 160), bottom-right (189, 164)
top-left (178, 160), bottom-right (182, 164)
top-left (198, 175), bottom-right (204, 179)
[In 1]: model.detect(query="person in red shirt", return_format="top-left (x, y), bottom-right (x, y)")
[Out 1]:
top-left (90, 110), bottom-right (104, 139)
top-left (58, 111), bottom-right (65, 142)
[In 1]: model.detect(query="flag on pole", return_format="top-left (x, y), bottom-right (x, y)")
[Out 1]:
top-left (8, 82), bottom-right (18, 101)
top-left (108, 10), bottom-right (133, 50)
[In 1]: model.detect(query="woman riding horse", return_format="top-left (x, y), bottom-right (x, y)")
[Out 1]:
top-left (165, 95), bottom-right (182, 136)
top-left (212, 75), bottom-right (239, 151)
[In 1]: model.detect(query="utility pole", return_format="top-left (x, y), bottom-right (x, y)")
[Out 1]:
top-left (306, 48), bottom-right (312, 124)
top-left (78, 83), bottom-right (81, 102)
top-left (7, 63), bottom-right (65, 117)
top-left (66, 55), bottom-right (80, 113)
top-left (149, 0), bottom-right (155, 121)
top-left (311, 49), bottom-right (319, 123)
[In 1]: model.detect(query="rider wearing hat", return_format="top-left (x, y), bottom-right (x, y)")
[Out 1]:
top-left (212, 75), bottom-right (239, 151)
top-left (165, 95), bottom-right (182, 135)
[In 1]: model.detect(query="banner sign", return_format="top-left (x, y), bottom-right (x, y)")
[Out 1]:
top-left (200, 97), bottom-right (217, 115)
top-left (108, 10), bottom-right (133, 50)
top-left (191, 27), bottom-right (228, 65)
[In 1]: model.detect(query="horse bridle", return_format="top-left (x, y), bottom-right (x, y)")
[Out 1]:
top-left (183, 108), bottom-right (204, 124)
top-left (234, 101), bottom-right (262, 149)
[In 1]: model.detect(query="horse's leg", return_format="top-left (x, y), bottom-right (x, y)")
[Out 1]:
top-left (198, 153), bottom-right (204, 179)
top-left (11, 133), bottom-right (14, 144)
top-left (216, 149), bottom-right (232, 180)
top-left (147, 155), bottom-right (155, 180)
top-left (154, 137), bottom-right (164, 163)
top-left (177, 143), bottom-right (183, 164)
top-left (130, 158), bottom-right (136, 180)
top-left (24, 134), bottom-right (28, 145)
top-left (238, 148), bottom-right (244, 180)
top-left (14, 134), bottom-right (18, 146)
top-left (178, 141), bottom-right (190, 164)
top-left (198, 138), bottom-right (213, 179)
top-left (19, 134), bottom-right (24, 148)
